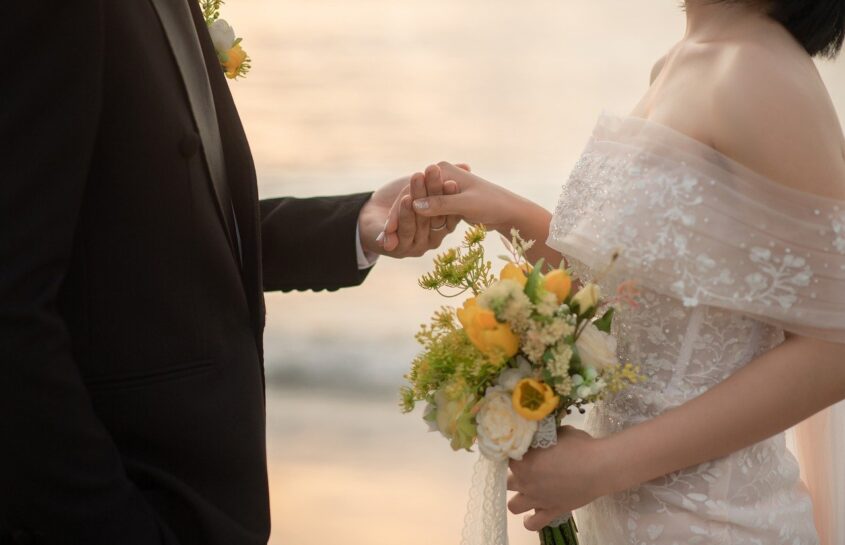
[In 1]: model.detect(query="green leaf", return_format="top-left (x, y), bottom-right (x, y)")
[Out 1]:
top-left (524, 258), bottom-right (545, 303)
top-left (594, 307), bottom-right (615, 333)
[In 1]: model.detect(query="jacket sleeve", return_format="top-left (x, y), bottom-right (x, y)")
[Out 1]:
top-left (0, 4), bottom-right (168, 544)
top-left (259, 193), bottom-right (374, 292)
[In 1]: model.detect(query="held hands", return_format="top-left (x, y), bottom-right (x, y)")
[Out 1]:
top-left (358, 170), bottom-right (459, 259)
top-left (380, 161), bottom-right (539, 246)
top-left (360, 164), bottom-right (471, 259)
top-left (507, 426), bottom-right (613, 530)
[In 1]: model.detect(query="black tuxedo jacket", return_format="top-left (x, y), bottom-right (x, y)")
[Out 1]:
top-left (1, 2), bottom-right (372, 544)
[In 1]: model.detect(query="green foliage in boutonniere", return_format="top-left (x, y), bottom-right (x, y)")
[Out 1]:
top-left (200, 0), bottom-right (251, 79)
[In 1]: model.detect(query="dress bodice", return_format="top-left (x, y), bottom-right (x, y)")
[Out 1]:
top-left (546, 113), bottom-right (845, 544)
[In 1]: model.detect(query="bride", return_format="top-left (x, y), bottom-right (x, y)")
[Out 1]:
top-left (383, 0), bottom-right (845, 543)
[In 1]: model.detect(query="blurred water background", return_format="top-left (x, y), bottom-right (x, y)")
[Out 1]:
top-left (221, 1), bottom-right (845, 543)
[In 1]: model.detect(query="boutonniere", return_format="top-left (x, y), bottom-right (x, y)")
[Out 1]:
top-left (200, 0), bottom-right (251, 80)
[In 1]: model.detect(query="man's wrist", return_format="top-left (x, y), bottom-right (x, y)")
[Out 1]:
top-left (355, 222), bottom-right (379, 269)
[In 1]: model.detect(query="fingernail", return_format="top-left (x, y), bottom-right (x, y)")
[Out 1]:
top-left (376, 231), bottom-right (385, 243)
top-left (413, 199), bottom-right (429, 210)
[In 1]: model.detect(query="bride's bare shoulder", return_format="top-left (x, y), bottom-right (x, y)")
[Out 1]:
top-left (709, 42), bottom-right (845, 198)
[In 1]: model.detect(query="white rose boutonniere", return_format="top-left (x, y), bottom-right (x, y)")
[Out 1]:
top-left (200, 0), bottom-right (251, 79)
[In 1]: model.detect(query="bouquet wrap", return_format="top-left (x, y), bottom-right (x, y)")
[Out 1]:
top-left (460, 416), bottom-right (576, 545)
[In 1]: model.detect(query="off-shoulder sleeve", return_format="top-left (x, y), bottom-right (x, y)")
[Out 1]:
top-left (548, 114), bottom-right (845, 343)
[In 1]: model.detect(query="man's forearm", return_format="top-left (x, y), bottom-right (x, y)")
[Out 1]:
top-left (601, 334), bottom-right (845, 495)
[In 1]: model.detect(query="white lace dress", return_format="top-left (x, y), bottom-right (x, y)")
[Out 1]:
top-left (547, 114), bottom-right (845, 545)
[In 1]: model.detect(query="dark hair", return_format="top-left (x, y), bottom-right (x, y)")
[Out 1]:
top-left (768, 0), bottom-right (845, 57)
top-left (714, 0), bottom-right (845, 57)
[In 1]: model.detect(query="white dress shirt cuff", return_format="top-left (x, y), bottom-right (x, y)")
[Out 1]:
top-left (355, 224), bottom-right (379, 269)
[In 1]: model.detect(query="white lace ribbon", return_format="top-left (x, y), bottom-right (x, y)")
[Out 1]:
top-left (460, 416), bottom-right (572, 544)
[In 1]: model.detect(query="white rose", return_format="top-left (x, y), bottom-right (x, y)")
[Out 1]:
top-left (208, 19), bottom-right (236, 53)
top-left (575, 322), bottom-right (619, 371)
top-left (476, 386), bottom-right (538, 461)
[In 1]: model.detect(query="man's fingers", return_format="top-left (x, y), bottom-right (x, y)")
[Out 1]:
top-left (424, 164), bottom-right (444, 198)
top-left (384, 185), bottom-right (410, 235)
top-left (442, 179), bottom-right (461, 232)
top-left (424, 164), bottom-right (447, 232)
top-left (456, 163), bottom-right (471, 172)
top-left (395, 195), bottom-right (416, 251)
top-left (410, 172), bottom-right (430, 242)
top-left (507, 493), bottom-right (535, 515)
top-left (524, 510), bottom-right (556, 532)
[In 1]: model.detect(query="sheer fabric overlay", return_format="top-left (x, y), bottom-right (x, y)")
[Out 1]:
top-left (547, 113), bottom-right (845, 545)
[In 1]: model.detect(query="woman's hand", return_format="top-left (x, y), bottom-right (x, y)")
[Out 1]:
top-left (507, 426), bottom-right (611, 531)
top-left (410, 162), bottom-right (536, 234)
top-left (393, 162), bottom-right (562, 265)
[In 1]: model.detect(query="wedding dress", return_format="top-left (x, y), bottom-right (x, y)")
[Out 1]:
top-left (546, 113), bottom-right (845, 545)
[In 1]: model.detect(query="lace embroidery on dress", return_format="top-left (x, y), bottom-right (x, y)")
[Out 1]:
top-left (544, 113), bottom-right (845, 545)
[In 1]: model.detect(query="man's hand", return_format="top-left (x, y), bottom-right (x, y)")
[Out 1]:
top-left (358, 165), bottom-right (462, 258)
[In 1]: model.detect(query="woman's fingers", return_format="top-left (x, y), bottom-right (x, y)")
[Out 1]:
top-left (524, 509), bottom-right (557, 532)
top-left (412, 192), bottom-right (470, 218)
top-left (424, 164), bottom-right (448, 231)
top-left (507, 493), bottom-right (536, 515)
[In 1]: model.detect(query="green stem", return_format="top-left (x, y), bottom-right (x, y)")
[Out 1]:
top-left (539, 517), bottom-right (579, 545)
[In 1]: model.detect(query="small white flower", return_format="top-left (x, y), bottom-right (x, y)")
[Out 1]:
top-left (745, 272), bottom-right (768, 291)
top-left (750, 247), bottom-right (772, 263)
top-left (208, 19), bottom-right (237, 54)
top-left (476, 386), bottom-right (538, 461)
top-left (575, 323), bottom-right (619, 371)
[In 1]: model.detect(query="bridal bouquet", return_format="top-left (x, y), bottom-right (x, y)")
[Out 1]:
top-left (400, 226), bottom-right (641, 545)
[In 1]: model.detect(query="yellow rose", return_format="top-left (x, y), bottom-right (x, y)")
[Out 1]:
top-left (222, 44), bottom-right (247, 79)
top-left (511, 378), bottom-right (559, 421)
top-left (543, 269), bottom-right (572, 304)
top-left (457, 298), bottom-right (520, 362)
top-left (571, 282), bottom-right (601, 315)
top-left (499, 262), bottom-right (528, 287)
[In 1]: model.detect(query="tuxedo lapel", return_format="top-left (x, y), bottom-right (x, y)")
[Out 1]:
top-left (148, 0), bottom-right (237, 259)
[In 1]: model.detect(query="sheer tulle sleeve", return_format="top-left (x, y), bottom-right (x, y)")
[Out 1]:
top-left (548, 113), bottom-right (845, 343)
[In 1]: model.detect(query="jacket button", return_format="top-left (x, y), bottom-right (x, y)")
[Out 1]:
top-left (11, 531), bottom-right (33, 545)
top-left (179, 132), bottom-right (201, 158)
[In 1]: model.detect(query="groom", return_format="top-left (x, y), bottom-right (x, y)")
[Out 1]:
top-left (1, 3), bottom-right (454, 545)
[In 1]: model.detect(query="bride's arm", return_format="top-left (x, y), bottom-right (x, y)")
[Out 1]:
top-left (507, 333), bottom-right (845, 530)
top-left (409, 162), bottom-right (564, 265)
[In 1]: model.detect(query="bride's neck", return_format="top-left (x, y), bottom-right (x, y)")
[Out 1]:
top-left (683, 0), bottom-right (769, 42)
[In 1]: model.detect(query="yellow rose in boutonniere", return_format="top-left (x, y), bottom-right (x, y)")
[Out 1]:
top-left (200, 0), bottom-right (251, 79)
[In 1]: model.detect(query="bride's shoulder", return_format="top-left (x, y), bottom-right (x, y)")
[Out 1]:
top-left (708, 42), bottom-right (845, 198)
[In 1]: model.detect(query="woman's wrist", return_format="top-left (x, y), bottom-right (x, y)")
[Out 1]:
top-left (492, 195), bottom-right (551, 238)
top-left (592, 431), bottom-right (647, 497)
